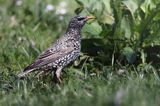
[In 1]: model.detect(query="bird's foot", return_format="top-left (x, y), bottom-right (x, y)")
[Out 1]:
top-left (57, 76), bottom-right (62, 83)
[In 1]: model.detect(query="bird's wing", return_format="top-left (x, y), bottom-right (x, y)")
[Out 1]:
top-left (38, 48), bottom-right (58, 59)
top-left (26, 47), bottom-right (74, 70)
top-left (38, 36), bottom-right (67, 59)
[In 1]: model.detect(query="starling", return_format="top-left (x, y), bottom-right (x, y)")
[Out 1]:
top-left (18, 16), bottom-right (94, 83)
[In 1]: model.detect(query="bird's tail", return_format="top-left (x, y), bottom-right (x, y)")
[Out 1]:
top-left (18, 60), bottom-right (43, 77)
top-left (17, 66), bottom-right (34, 78)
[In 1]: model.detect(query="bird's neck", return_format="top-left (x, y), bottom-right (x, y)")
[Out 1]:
top-left (66, 28), bottom-right (81, 34)
top-left (66, 28), bottom-right (81, 39)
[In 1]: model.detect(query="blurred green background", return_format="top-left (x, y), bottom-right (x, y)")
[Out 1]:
top-left (0, 0), bottom-right (160, 106)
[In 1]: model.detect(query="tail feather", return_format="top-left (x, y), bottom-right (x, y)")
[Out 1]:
top-left (18, 65), bottom-right (36, 77)
top-left (18, 59), bottom-right (43, 77)
top-left (18, 68), bottom-right (34, 78)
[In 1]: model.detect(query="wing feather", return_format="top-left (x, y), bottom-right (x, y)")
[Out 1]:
top-left (25, 47), bottom-right (74, 70)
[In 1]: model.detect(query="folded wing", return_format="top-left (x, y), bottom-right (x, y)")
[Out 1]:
top-left (18, 47), bottom-right (74, 77)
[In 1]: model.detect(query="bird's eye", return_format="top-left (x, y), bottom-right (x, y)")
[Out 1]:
top-left (77, 17), bottom-right (85, 21)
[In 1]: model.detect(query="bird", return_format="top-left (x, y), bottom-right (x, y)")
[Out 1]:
top-left (18, 15), bottom-right (95, 83)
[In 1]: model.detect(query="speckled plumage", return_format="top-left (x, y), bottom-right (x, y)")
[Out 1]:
top-left (18, 16), bottom-right (94, 82)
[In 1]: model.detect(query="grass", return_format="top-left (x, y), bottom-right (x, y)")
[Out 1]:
top-left (0, 0), bottom-right (160, 106)
top-left (0, 67), bottom-right (160, 106)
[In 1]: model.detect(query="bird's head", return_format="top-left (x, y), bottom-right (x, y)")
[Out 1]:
top-left (68, 16), bottom-right (95, 29)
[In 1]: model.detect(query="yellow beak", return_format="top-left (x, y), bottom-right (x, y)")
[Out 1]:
top-left (86, 16), bottom-right (95, 20)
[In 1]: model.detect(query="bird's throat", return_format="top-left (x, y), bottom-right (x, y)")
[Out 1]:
top-left (66, 28), bottom-right (81, 39)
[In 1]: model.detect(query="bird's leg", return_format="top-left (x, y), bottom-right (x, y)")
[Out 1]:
top-left (55, 67), bottom-right (63, 83)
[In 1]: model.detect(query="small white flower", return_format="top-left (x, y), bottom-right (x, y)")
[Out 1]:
top-left (55, 1), bottom-right (67, 15)
top-left (16, 0), bottom-right (23, 6)
top-left (59, 1), bottom-right (67, 8)
top-left (45, 4), bottom-right (55, 12)
top-left (56, 8), bottom-right (67, 15)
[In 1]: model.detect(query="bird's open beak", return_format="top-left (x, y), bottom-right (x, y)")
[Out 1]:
top-left (86, 16), bottom-right (95, 21)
